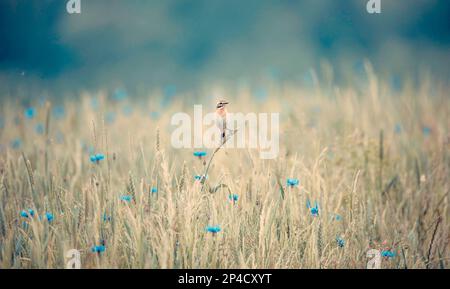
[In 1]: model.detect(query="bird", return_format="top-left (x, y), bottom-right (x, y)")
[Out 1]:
top-left (215, 100), bottom-right (229, 143)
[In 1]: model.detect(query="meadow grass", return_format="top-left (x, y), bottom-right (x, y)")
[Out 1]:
top-left (0, 66), bottom-right (448, 269)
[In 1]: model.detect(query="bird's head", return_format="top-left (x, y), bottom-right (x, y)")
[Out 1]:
top-left (216, 100), bottom-right (229, 110)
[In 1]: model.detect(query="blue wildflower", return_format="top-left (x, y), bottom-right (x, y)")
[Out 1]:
top-left (102, 213), bottom-right (111, 222)
top-left (151, 187), bottom-right (158, 194)
top-left (11, 138), bottom-right (22, 149)
top-left (193, 151), bottom-right (207, 159)
top-left (120, 195), bottom-right (132, 202)
top-left (381, 250), bottom-right (396, 258)
top-left (91, 245), bottom-right (106, 253)
top-left (229, 194), bottom-right (239, 203)
top-left (422, 126), bottom-right (431, 137)
top-left (20, 209), bottom-right (35, 218)
top-left (311, 206), bottom-right (319, 216)
top-left (307, 199), bottom-right (319, 216)
top-left (24, 107), bottom-right (36, 119)
top-left (206, 225), bottom-right (221, 234)
top-left (336, 236), bottom-right (345, 248)
top-left (334, 214), bottom-right (342, 221)
top-left (194, 175), bottom-right (207, 182)
top-left (90, 153), bottom-right (105, 163)
top-left (45, 212), bottom-right (54, 222)
top-left (287, 178), bottom-right (299, 187)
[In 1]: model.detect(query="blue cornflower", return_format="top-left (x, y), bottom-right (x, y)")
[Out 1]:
top-left (151, 187), bottom-right (158, 194)
top-left (24, 107), bottom-right (36, 119)
top-left (307, 200), bottom-right (319, 217)
top-left (336, 236), bottom-right (345, 248)
top-left (45, 212), bottom-right (54, 222)
top-left (20, 209), bottom-right (35, 218)
top-left (11, 138), bottom-right (22, 149)
top-left (91, 245), bottom-right (106, 253)
top-left (35, 123), bottom-right (45, 135)
top-left (287, 178), bottom-right (299, 187)
top-left (193, 151), bottom-right (207, 159)
top-left (334, 214), bottom-right (342, 221)
top-left (102, 213), bottom-right (111, 222)
top-left (90, 153), bottom-right (105, 163)
top-left (206, 225), bottom-right (221, 234)
top-left (422, 126), bottom-right (431, 137)
top-left (381, 250), bottom-right (396, 258)
top-left (120, 195), bottom-right (132, 202)
top-left (194, 175), bottom-right (207, 182)
top-left (229, 194), bottom-right (239, 203)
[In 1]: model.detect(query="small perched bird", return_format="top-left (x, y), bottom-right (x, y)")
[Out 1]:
top-left (215, 100), bottom-right (229, 143)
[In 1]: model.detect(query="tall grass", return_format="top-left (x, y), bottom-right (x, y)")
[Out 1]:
top-left (0, 67), bottom-right (448, 268)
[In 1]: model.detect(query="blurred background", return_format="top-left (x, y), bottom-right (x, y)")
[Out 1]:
top-left (0, 0), bottom-right (449, 99)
